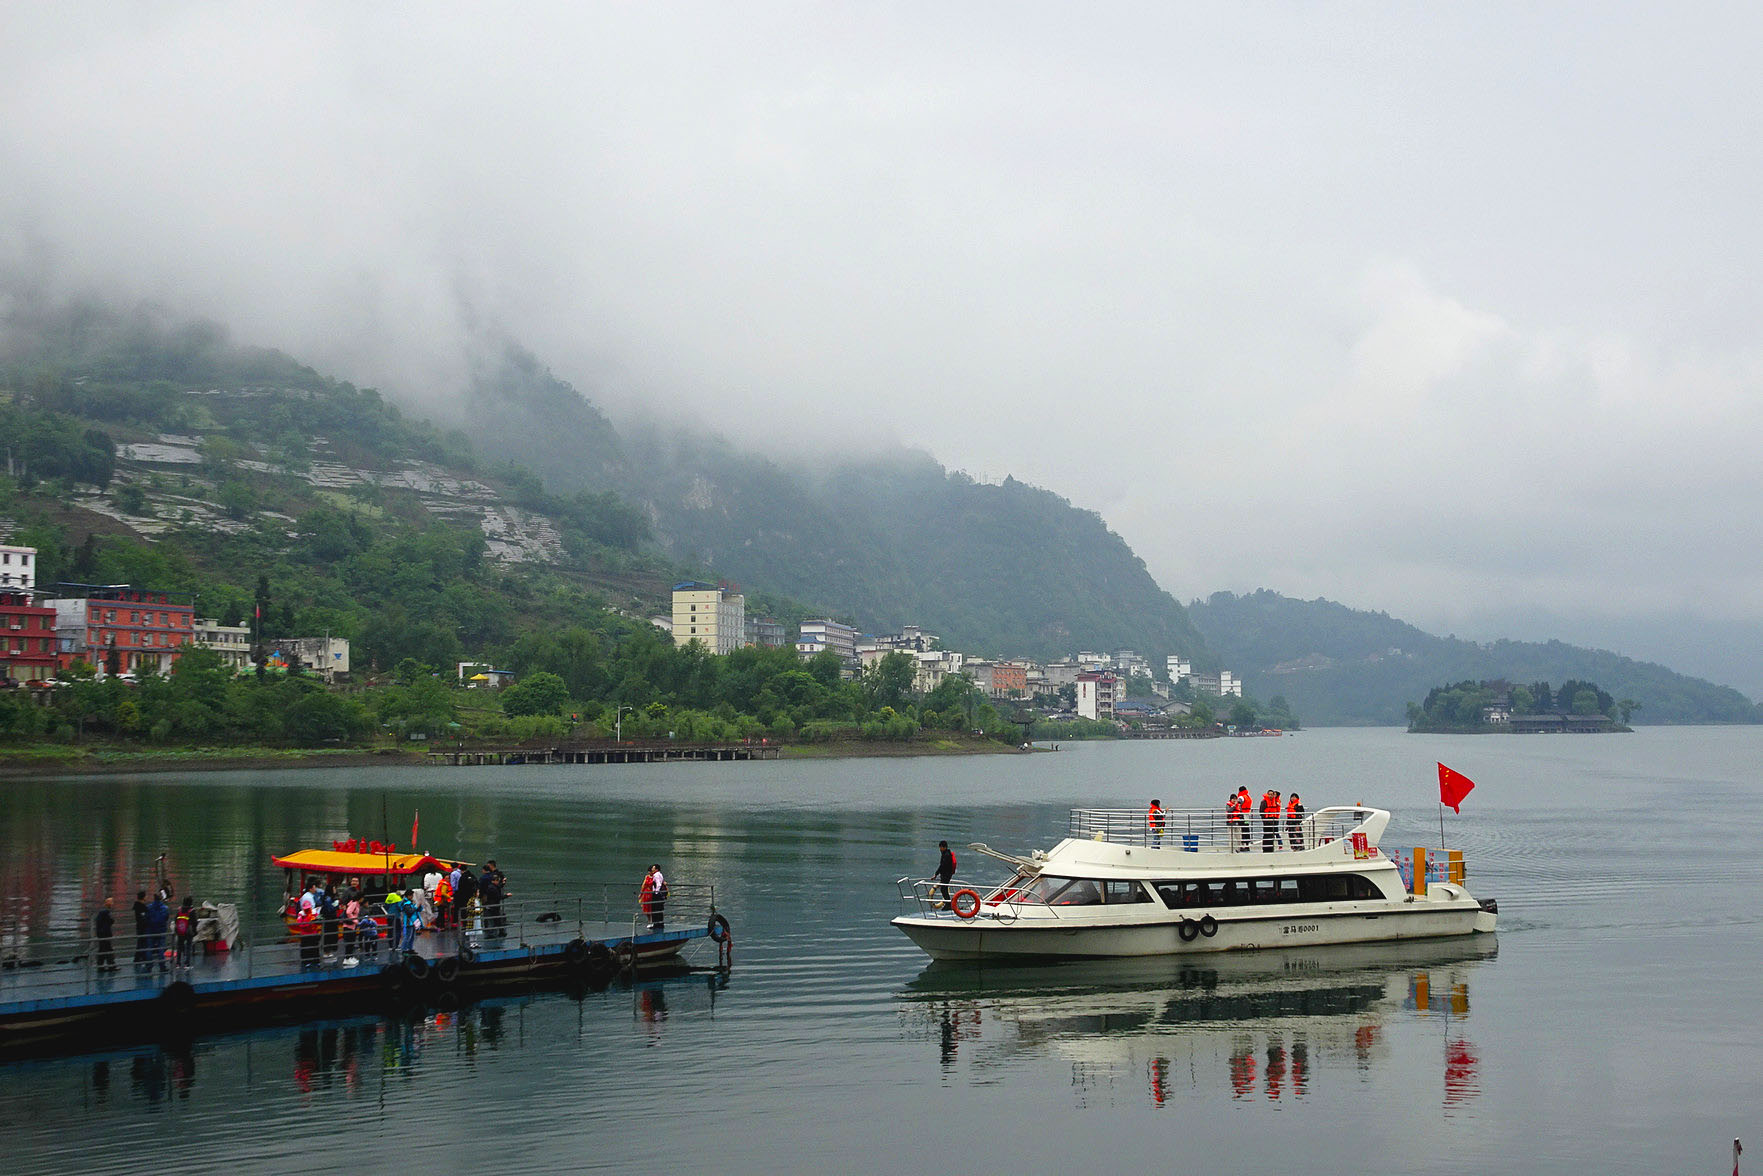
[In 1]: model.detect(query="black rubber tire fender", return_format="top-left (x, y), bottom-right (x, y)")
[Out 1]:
top-left (402, 952), bottom-right (432, 982)
top-left (159, 980), bottom-right (197, 1018)
top-left (435, 955), bottom-right (461, 984)
top-left (1199, 915), bottom-right (1219, 938)
top-left (708, 913), bottom-right (731, 944)
top-left (562, 938), bottom-right (589, 967)
top-left (1177, 919), bottom-right (1201, 942)
top-left (456, 940), bottom-right (478, 965)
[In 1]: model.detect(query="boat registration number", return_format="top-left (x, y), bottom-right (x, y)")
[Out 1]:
top-left (1281, 923), bottom-right (1320, 936)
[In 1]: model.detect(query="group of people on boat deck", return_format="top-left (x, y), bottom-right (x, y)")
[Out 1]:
top-left (94, 876), bottom-right (200, 973)
top-left (1178, 789), bottom-right (1307, 852)
top-left (291, 877), bottom-right (385, 967)
top-left (290, 860), bottom-right (512, 967)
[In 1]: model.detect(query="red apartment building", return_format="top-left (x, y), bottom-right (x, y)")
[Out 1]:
top-left (0, 591), bottom-right (60, 683)
top-left (46, 584), bottom-right (196, 677)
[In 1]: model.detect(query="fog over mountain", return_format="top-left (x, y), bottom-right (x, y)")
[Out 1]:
top-left (5, 4), bottom-right (1762, 693)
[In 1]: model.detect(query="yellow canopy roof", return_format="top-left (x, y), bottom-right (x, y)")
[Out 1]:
top-left (272, 849), bottom-right (458, 876)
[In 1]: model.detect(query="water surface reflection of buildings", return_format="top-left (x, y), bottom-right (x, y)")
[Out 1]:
top-left (901, 938), bottom-right (1494, 1111)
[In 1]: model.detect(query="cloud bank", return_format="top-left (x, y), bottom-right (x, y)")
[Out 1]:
top-left (4, 3), bottom-right (1761, 687)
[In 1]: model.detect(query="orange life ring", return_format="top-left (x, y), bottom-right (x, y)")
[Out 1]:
top-left (951, 889), bottom-right (981, 919)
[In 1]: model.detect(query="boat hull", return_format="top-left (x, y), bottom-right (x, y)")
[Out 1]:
top-left (893, 899), bottom-right (1489, 962)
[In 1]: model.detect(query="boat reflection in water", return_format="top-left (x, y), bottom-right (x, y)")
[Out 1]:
top-left (899, 937), bottom-right (1495, 1110)
top-left (9, 967), bottom-right (730, 1112)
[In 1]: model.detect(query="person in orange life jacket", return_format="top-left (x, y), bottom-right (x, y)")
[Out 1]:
top-left (1230, 787), bottom-right (1252, 851)
top-left (1147, 800), bottom-right (1166, 848)
top-left (174, 896), bottom-right (197, 968)
top-left (1286, 793), bottom-right (1306, 850)
top-left (293, 902), bottom-right (321, 967)
top-left (935, 841), bottom-right (957, 904)
top-left (1260, 790), bottom-right (1282, 852)
top-left (432, 871), bottom-right (454, 931)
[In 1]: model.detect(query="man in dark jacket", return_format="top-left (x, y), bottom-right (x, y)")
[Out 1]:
top-left (94, 898), bottom-right (117, 972)
top-left (132, 890), bottom-right (151, 970)
top-left (935, 841), bottom-right (957, 906)
top-left (144, 893), bottom-right (170, 972)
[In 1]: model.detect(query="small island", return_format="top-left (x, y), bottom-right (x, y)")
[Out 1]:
top-left (1406, 678), bottom-right (1635, 734)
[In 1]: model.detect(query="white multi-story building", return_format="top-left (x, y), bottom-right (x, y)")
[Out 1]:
top-left (797, 619), bottom-right (859, 664)
top-left (912, 649), bottom-right (964, 694)
top-left (1190, 669), bottom-right (1242, 698)
top-left (0, 545), bottom-right (37, 594)
top-left (1166, 655), bottom-right (1192, 684)
top-left (672, 582), bottom-right (746, 655)
top-left (193, 617), bottom-right (252, 671)
top-left (1076, 671), bottom-right (1119, 720)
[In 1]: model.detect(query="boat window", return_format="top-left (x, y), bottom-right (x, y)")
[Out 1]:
top-left (1103, 879), bottom-right (1151, 904)
top-left (1151, 881), bottom-right (1204, 907)
top-left (1251, 879), bottom-right (1279, 903)
top-left (1011, 874), bottom-right (1073, 903)
top-left (1295, 873), bottom-right (1384, 901)
top-left (1053, 879), bottom-right (1104, 906)
top-left (1277, 879), bottom-right (1302, 903)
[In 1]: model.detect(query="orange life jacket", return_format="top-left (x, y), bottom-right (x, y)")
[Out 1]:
top-left (1148, 804), bottom-right (1165, 829)
top-left (1261, 792), bottom-right (1280, 817)
top-left (1286, 797), bottom-right (1302, 816)
top-left (1228, 793), bottom-right (1246, 821)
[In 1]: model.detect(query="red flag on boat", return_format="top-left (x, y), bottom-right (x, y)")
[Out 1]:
top-left (1438, 763), bottom-right (1475, 812)
top-left (411, 810), bottom-right (419, 849)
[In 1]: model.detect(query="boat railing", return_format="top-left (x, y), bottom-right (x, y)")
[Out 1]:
top-left (1068, 807), bottom-right (1319, 852)
top-left (895, 876), bottom-right (1064, 923)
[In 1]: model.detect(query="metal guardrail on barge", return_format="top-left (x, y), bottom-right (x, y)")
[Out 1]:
top-left (0, 884), bottom-right (731, 1057)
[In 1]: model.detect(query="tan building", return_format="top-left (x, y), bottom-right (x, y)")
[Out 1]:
top-left (193, 617), bottom-right (252, 671)
top-left (672, 582), bottom-right (746, 655)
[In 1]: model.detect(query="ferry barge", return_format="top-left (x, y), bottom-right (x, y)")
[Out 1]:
top-left (894, 805), bottom-right (1495, 961)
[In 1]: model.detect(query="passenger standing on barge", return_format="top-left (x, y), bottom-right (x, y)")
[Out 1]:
top-left (174, 897), bottom-right (197, 968)
top-left (94, 898), bottom-right (117, 972)
top-left (641, 864), bottom-right (668, 931)
top-left (1286, 793), bottom-right (1306, 850)
top-left (1229, 788), bottom-right (1250, 851)
top-left (132, 890), bottom-right (151, 968)
top-left (1147, 800), bottom-right (1166, 849)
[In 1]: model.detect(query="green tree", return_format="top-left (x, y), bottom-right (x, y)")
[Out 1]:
top-left (501, 671), bottom-right (570, 717)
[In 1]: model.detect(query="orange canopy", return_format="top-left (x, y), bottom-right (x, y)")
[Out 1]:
top-left (271, 849), bottom-right (460, 877)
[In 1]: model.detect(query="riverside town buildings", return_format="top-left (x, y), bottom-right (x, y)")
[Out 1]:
top-left (45, 583), bottom-right (195, 677)
top-left (671, 582), bottom-right (746, 655)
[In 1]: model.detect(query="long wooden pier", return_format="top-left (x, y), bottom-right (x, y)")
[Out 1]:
top-left (426, 741), bottom-right (782, 766)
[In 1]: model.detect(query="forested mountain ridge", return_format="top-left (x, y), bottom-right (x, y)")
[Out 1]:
top-left (1188, 589), bottom-right (1760, 726)
top-left (458, 347), bottom-right (1211, 662)
top-left (3, 302), bottom-right (1209, 667)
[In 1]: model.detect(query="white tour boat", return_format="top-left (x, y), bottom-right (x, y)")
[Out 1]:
top-left (893, 804), bottom-right (1496, 961)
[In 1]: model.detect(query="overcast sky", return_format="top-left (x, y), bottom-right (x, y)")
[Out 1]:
top-left (4, 4), bottom-right (1762, 691)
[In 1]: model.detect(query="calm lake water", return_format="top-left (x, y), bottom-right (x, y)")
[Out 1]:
top-left (2, 727), bottom-right (1759, 1174)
